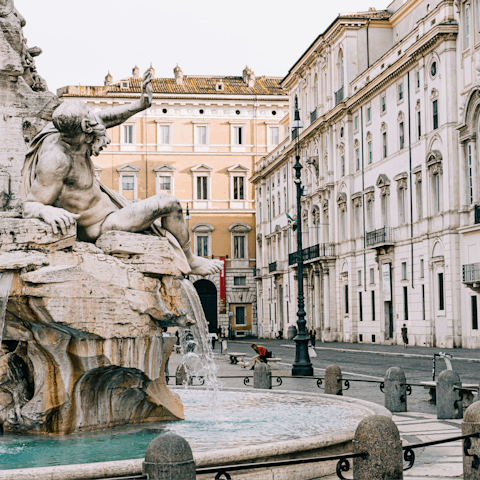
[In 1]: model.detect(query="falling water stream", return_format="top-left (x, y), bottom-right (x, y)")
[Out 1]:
top-left (0, 273), bottom-right (14, 352)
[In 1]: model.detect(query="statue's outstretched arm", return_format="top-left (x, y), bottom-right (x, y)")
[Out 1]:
top-left (98, 69), bottom-right (153, 129)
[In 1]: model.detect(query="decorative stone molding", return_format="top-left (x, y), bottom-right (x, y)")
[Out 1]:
top-left (256, 234), bottom-right (262, 244)
top-left (397, 111), bottom-right (405, 122)
top-left (354, 139), bottom-right (360, 149)
top-left (430, 163), bottom-right (443, 176)
top-left (337, 192), bottom-right (347, 206)
top-left (376, 174), bottom-right (391, 197)
top-left (365, 191), bottom-right (375, 203)
top-left (353, 196), bottom-right (363, 208)
top-left (415, 99), bottom-right (421, 110)
top-left (192, 222), bottom-right (214, 232)
top-left (430, 88), bottom-right (439, 101)
top-left (322, 199), bottom-right (329, 210)
top-left (228, 222), bottom-right (252, 233)
top-left (381, 122), bottom-right (388, 133)
top-left (394, 172), bottom-right (408, 191)
top-left (366, 131), bottom-right (372, 141)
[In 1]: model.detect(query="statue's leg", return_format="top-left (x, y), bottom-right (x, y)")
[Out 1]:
top-left (100, 194), bottom-right (189, 246)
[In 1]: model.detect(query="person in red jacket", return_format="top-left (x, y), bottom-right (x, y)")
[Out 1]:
top-left (250, 344), bottom-right (269, 369)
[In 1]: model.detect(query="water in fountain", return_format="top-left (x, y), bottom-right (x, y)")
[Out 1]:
top-left (177, 279), bottom-right (219, 401)
top-left (0, 272), bottom-right (14, 350)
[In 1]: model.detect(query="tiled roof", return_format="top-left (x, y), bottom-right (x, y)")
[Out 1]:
top-left (109, 76), bottom-right (286, 96)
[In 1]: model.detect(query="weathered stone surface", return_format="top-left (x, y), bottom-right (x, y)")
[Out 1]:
top-left (143, 433), bottom-right (196, 480)
top-left (254, 362), bottom-right (272, 389)
top-left (384, 366), bottom-right (407, 413)
top-left (462, 402), bottom-right (480, 479)
top-left (0, 217), bottom-right (76, 252)
top-left (0, 250), bottom-right (48, 270)
top-left (325, 364), bottom-right (342, 395)
top-left (353, 415), bottom-right (403, 479)
top-left (437, 369), bottom-right (463, 419)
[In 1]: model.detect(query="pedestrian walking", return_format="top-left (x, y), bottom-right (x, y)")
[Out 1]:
top-left (401, 324), bottom-right (408, 348)
top-left (309, 328), bottom-right (316, 348)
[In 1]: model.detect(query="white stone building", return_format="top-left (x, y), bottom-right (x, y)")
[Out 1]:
top-left (252, 0), bottom-right (465, 347)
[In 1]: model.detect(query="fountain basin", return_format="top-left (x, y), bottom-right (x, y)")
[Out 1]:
top-left (0, 387), bottom-right (390, 480)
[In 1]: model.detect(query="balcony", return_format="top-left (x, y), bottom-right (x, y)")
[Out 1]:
top-left (475, 205), bottom-right (480, 225)
top-left (463, 263), bottom-right (480, 284)
top-left (288, 243), bottom-right (336, 266)
top-left (310, 109), bottom-right (317, 124)
top-left (335, 86), bottom-right (344, 105)
top-left (366, 227), bottom-right (395, 249)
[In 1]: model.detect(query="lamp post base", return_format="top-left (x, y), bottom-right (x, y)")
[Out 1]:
top-left (291, 335), bottom-right (314, 376)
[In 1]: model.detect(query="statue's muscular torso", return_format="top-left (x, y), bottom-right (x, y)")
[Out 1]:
top-left (36, 134), bottom-right (117, 230)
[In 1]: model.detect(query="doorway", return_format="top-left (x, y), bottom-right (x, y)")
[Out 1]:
top-left (194, 279), bottom-right (218, 333)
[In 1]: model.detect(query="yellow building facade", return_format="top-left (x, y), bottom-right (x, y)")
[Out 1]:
top-left (57, 65), bottom-right (288, 336)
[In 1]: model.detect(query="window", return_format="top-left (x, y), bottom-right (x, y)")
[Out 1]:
top-left (159, 125), bottom-right (170, 144)
top-left (367, 107), bottom-right (371, 123)
top-left (383, 132), bottom-right (387, 158)
top-left (233, 126), bottom-right (244, 145)
top-left (417, 179), bottom-right (423, 219)
top-left (420, 259), bottom-right (424, 278)
top-left (359, 292), bottom-right (363, 321)
top-left (372, 334), bottom-right (376, 342)
top-left (432, 100), bottom-right (438, 130)
top-left (468, 143), bottom-right (473, 205)
top-left (398, 83), bottom-right (404, 101)
top-left (434, 173), bottom-right (440, 213)
top-left (418, 111), bottom-right (422, 139)
top-left (370, 268), bottom-right (375, 285)
top-left (234, 276), bottom-right (246, 286)
top-left (341, 209), bottom-right (346, 241)
top-left (197, 236), bottom-right (208, 257)
top-left (403, 286), bottom-right (409, 320)
top-left (196, 126), bottom-right (207, 145)
top-left (472, 296), bottom-right (478, 330)
top-left (438, 272), bottom-right (445, 311)
top-left (382, 194), bottom-right (389, 228)
top-left (399, 122), bottom-right (405, 149)
top-left (399, 188), bottom-right (406, 225)
top-left (371, 290), bottom-right (376, 320)
top-left (158, 176), bottom-right (171, 191)
top-left (381, 95), bottom-right (386, 113)
top-left (122, 175), bottom-right (134, 191)
top-left (341, 156), bottom-right (345, 176)
top-left (367, 200), bottom-right (374, 231)
top-left (269, 127), bottom-right (279, 145)
top-left (416, 71), bottom-right (421, 89)
top-left (234, 235), bottom-right (246, 258)
top-left (123, 125), bottom-right (134, 144)
top-left (197, 176), bottom-right (208, 200)
top-left (355, 115), bottom-right (359, 131)
top-left (358, 270), bottom-right (362, 286)
top-left (422, 284), bottom-right (426, 320)
top-left (431, 61), bottom-right (437, 78)
top-left (345, 284), bottom-right (349, 314)
top-left (466, 3), bottom-right (471, 49)
top-left (356, 149), bottom-right (360, 171)
top-left (233, 176), bottom-right (245, 200)
top-left (402, 262), bottom-right (407, 280)
top-left (235, 306), bottom-right (246, 326)
top-left (368, 141), bottom-right (372, 164)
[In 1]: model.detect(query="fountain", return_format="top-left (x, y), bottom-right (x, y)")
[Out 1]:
top-left (0, 2), bottom-right (391, 478)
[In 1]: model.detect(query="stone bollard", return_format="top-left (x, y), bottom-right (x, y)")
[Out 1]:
top-left (462, 401), bottom-right (480, 479)
top-left (353, 415), bottom-right (403, 479)
top-left (176, 364), bottom-right (193, 386)
top-left (287, 325), bottom-right (297, 340)
top-left (143, 433), bottom-right (196, 480)
top-left (324, 364), bottom-right (342, 395)
top-left (437, 370), bottom-right (463, 419)
top-left (384, 367), bottom-right (407, 413)
top-left (254, 362), bottom-right (272, 389)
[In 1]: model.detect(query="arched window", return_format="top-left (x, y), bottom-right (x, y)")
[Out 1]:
top-left (337, 49), bottom-right (344, 89)
top-left (313, 74), bottom-right (318, 107)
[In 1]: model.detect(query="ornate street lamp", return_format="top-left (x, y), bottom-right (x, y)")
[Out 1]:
top-left (291, 97), bottom-right (313, 377)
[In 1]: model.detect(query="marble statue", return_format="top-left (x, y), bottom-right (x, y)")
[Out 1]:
top-left (20, 70), bottom-right (223, 277)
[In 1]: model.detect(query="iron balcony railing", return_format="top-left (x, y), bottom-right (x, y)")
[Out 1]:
top-left (335, 86), bottom-right (344, 105)
top-left (288, 243), bottom-right (336, 266)
top-left (463, 262), bottom-right (480, 284)
top-left (268, 262), bottom-right (277, 273)
top-left (310, 109), bottom-right (317, 124)
top-left (475, 204), bottom-right (480, 225)
top-left (366, 227), bottom-right (394, 247)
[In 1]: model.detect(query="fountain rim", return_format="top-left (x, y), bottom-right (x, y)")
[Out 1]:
top-left (0, 387), bottom-right (391, 480)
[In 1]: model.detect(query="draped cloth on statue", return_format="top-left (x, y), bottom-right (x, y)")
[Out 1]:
top-left (19, 123), bottom-right (191, 275)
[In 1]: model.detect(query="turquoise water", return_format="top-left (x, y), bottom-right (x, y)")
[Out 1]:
top-left (0, 389), bottom-right (370, 470)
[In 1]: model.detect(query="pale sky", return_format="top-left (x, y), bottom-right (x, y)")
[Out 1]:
top-left (17, 0), bottom-right (390, 92)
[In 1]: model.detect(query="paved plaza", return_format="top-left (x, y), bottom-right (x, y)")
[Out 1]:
top-left (167, 339), bottom-right (480, 479)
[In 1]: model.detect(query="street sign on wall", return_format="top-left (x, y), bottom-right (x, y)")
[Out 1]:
top-left (382, 263), bottom-right (391, 302)
top-left (219, 256), bottom-right (226, 314)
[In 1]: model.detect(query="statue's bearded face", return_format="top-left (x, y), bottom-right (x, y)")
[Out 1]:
top-left (84, 110), bottom-right (111, 157)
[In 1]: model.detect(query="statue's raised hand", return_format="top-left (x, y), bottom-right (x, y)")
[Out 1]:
top-left (141, 69), bottom-right (153, 109)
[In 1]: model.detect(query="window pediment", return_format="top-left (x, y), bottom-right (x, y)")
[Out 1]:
top-left (376, 174), bottom-right (391, 188)
top-left (192, 222), bottom-right (214, 233)
top-left (337, 192), bottom-right (347, 204)
top-left (227, 164), bottom-right (250, 173)
top-left (426, 150), bottom-right (443, 167)
top-left (228, 222), bottom-right (252, 233)
top-left (116, 163), bottom-right (140, 173)
top-left (191, 164), bottom-right (213, 173)
top-left (153, 164), bottom-right (176, 173)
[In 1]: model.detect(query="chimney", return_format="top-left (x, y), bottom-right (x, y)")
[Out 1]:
top-left (174, 64), bottom-right (183, 85)
top-left (104, 71), bottom-right (113, 86)
top-left (132, 65), bottom-right (140, 79)
top-left (243, 65), bottom-right (255, 88)
top-left (148, 63), bottom-right (155, 79)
